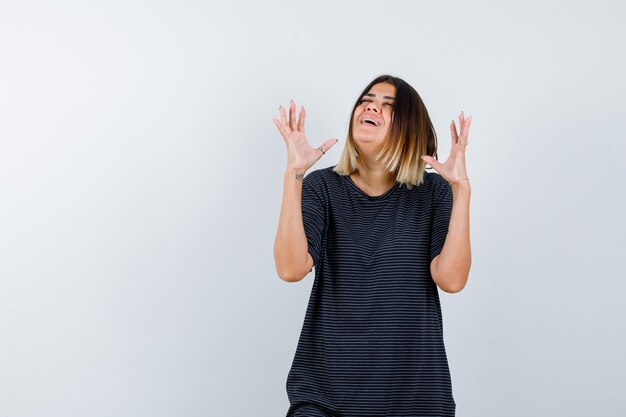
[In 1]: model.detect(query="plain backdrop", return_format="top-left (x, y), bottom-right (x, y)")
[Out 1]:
top-left (0, 1), bottom-right (624, 416)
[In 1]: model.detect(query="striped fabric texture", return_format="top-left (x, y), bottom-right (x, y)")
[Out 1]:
top-left (285, 165), bottom-right (456, 417)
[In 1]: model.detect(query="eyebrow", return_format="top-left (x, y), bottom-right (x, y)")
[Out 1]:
top-left (364, 93), bottom-right (395, 100)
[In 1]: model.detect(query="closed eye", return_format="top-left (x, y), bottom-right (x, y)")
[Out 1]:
top-left (360, 99), bottom-right (394, 106)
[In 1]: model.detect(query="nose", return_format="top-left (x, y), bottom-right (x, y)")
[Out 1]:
top-left (366, 102), bottom-right (381, 113)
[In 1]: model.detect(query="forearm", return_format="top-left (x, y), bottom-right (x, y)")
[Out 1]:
top-left (274, 169), bottom-right (310, 281)
top-left (434, 182), bottom-right (472, 292)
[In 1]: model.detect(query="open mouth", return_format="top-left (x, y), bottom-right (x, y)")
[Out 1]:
top-left (360, 117), bottom-right (380, 127)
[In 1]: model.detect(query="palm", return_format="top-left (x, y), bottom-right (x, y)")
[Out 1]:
top-left (273, 100), bottom-right (338, 173)
top-left (287, 131), bottom-right (327, 171)
top-left (422, 111), bottom-right (472, 185)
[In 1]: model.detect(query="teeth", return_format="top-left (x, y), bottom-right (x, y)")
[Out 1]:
top-left (363, 117), bottom-right (379, 126)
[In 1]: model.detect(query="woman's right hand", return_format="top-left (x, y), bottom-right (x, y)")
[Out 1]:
top-left (273, 100), bottom-right (339, 174)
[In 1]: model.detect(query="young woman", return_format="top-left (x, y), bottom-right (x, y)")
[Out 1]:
top-left (273, 74), bottom-right (472, 417)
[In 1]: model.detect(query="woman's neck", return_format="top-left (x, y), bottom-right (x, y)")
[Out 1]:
top-left (351, 158), bottom-right (396, 196)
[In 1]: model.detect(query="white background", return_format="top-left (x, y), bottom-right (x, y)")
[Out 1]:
top-left (0, 1), bottom-right (624, 416)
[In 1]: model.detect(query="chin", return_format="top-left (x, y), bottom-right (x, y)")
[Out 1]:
top-left (354, 131), bottom-right (385, 143)
top-left (354, 137), bottom-right (386, 152)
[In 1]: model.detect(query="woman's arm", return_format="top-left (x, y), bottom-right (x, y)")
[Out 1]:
top-left (274, 168), bottom-right (314, 282)
top-left (431, 181), bottom-right (471, 293)
top-left (422, 111), bottom-right (473, 293)
top-left (272, 100), bottom-right (338, 282)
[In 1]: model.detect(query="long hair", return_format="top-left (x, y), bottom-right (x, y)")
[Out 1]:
top-left (333, 74), bottom-right (439, 189)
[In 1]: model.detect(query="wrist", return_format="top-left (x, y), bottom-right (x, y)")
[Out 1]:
top-left (449, 178), bottom-right (470, 186)
top-left (285, 167), bottom-right (307, 180)
top-left (450, 179), bottom-right (471, 194)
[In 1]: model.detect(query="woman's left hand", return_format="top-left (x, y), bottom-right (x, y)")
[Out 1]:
top-left (421, 111), bottom-right (472, 186)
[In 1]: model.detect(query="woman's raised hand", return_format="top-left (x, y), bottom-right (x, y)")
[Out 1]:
top-left (421, 110), bottom-right (472, 187)
top-left (273, 100), bottom-right (339, 174)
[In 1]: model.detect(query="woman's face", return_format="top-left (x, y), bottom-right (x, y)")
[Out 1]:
top-left (351, 82), bottom-right (396, 149)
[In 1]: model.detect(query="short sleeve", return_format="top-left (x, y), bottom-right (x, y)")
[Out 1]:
top-left (429, 175), bottom-right (453, 263)
top-left (301, 171), bottom-right (327, 269)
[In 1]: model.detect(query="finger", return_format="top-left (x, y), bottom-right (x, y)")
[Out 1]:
top-left (289, 100), bottom-right (297, 131)
top-left (421, 155), bottom-right (434, 169)
top-left (273, 118), bottom-right (288, 143)
top-left (279, 105), bottom-right (292, 134)
top-left (461, 115), bottom-right (472, 143)
top-left (421, 155), bottom-right (441, 170)
top-left (450, 120), bottom-right (459, 145)
top-left (297, 106), bottom-right (306, 133)
top-left (315, 138), bottom-right (339, 157)
top-left (322, 138), bottom-right (339, 152)
top-left (459, 111), bottom-right (466, 141)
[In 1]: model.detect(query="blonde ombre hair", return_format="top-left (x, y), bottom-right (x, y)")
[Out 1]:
top-left (333, 74), bottom-right (440, 189)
